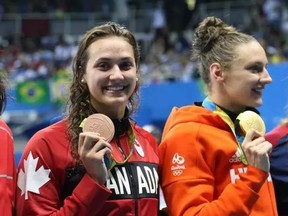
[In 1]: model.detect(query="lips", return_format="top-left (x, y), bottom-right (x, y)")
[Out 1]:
top-left (252, 87), bottom-right (263, 96)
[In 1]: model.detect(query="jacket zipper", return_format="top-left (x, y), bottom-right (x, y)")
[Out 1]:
top-left (127, 164), bottom-right (138, 215)
top-left (116, 135), bottom-right (138, 215)
top-left (116, 135), bottom-right (126, 159)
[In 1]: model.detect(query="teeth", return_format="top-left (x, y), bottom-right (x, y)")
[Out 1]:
top-left (253, 88), bottom-right (262, 93)
top-left (106, 86), bottom-right (124, 91)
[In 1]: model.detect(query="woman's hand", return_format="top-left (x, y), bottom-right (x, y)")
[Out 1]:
top-left (242, 129), bottom-right (272, 172)
top-left (78, 131), bottom-right (112, 184)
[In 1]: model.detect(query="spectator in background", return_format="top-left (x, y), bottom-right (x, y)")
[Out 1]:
top-left (0, 72), bottom-right (16, 215)
top-left (0, 3), bottom-right (4, 20)
top-left (265, 117), bottom-right (288, 216)
top-left (263, 0), bottom-right (282, 34)
top-left (159, 16), bottom-right (277, 215)
top-left (152, 1), bottom-right (167, 41)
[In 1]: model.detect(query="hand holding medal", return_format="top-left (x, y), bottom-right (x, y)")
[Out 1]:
top-left (237, 110), bottom-right (266, 136)
top-left (237, 111), bottom-right (271, 172)
top-left (81, 113), bottom-right (135, 171)
top-left (82, 113), bottom-right (115, 169)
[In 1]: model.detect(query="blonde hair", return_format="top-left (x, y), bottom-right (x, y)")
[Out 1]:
top-left (191, 16), bottom-right (256, 91)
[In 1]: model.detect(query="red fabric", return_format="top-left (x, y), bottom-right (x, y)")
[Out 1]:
top-left (16, 119), bottom-right (159, 215)
top-left (0, 120), bottom-right (16, 215)
top-left (265, 124), bottom-right (288, 147)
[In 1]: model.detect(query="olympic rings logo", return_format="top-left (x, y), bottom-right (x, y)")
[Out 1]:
top-left (172, 170), bottom-right (183, 176)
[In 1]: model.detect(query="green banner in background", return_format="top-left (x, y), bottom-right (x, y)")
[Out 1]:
top-left (50, 70), bottom-right (71, 105)
top-left (16, 80), bottom-right (50, 105)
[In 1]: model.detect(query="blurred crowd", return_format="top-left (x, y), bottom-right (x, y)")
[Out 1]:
top-left (0, 0), bottom-right (288, 85)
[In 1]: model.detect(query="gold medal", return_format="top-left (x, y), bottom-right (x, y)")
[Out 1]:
top-left (237, 111), bottom-right (266, 136)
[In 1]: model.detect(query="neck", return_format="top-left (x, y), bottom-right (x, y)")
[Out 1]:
top-left (208, 95), bottom-right (246, 113)
top-left (92, 104), bottom-right (127, 120)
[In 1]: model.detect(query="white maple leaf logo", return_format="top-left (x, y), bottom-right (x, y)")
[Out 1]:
top-left (17, 151), bottom-right (51, 200)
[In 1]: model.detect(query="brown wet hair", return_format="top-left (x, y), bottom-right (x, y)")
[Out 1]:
top-left (0, 72), bottom-right (7, 114)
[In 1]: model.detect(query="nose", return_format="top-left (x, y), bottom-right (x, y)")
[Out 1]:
top-left (260, 69), bottom-right (272, 84)
top-left (109, 65), bottom-right (124, 80)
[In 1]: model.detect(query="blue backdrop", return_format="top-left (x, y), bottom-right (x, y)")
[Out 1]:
top-left (13, 63), bottom-right (288, 165)
top-left (136, 64), bottom-right (288, 133)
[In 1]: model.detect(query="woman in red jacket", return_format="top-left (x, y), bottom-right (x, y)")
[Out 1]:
top-left (15, 22), bottom-right (159, 215)
top-left (159, 16), bottom-right (277, 215)
top-left (0, 73), bottom-right (16, 215)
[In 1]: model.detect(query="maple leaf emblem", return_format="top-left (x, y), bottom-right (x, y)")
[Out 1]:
top-left (17, 151), bottom-right (51, 200)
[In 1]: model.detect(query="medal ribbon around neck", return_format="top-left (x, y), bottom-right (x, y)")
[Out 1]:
top-left (80, 117), bottom-right (136, 171)
top-left (107, 124), bottom-right (135, 171)
top-left (202, 97), bottom-right (248, 165)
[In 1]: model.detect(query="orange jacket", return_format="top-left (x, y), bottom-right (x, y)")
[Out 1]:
top-left (159, 105), bottom-right (278, 216)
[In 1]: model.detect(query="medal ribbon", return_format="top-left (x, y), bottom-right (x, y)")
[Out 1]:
top-left (108, 123), bottom-right (135, 171)
top-left (202, 97), bottom-right (248, 165)
top-left (80, 118), bottom-right (136, 171)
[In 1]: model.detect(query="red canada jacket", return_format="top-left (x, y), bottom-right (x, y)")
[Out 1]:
top-left (0, 119), bottom-right (16, 215)
top-left (16, 119), bottom-right (159, 216)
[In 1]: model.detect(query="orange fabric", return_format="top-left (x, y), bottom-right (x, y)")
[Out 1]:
top-left (159, 105), bottom-right (278, 216)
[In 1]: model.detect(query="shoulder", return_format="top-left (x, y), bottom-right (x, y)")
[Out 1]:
top-left (19, 119), bottom-right (72, 170)
top-left (133, 124), bottom-right (159, 150)
top-left (134, 124), bottom-right (157, 142)
top-left (265, 124), bottom-right (288, 146)
top-left (0, 119), bottom-right (13, 137)
top-left (23, 119), bottom-right (69, 154)
top-left (37, 119), bottom-right (67, 135)
top-left (270, 134), bottom-right (288, 181)
top-left (31, 119), bottom-right (68, 141)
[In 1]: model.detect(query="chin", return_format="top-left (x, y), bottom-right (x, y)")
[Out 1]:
top-left (252, 100), bottom-right (263, 107)
top-left (108, 98), bottom-right (128, 106)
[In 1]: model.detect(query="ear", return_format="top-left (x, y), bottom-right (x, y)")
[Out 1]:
top-left (210, 62), bottom-right (223, 82)
top-left (81, 74), bottom-right (87, 83)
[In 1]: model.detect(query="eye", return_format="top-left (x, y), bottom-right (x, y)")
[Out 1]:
top-left (251, 66), bottom-right (262, 73)
top-left (97, 62), bottom-right (110, 71)
top-left (246, 64), bottom-right (263, 73)
top-left (119, 61), bottom-right (134, 71)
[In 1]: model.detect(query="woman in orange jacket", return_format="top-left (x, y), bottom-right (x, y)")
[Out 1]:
top-left (159, 16), bottom-right (278, 215)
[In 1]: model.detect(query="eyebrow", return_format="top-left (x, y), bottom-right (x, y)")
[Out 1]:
top-left (97, 57), bottom-right (134, 61)
top-left (244, 61), bottom-right (266, 69)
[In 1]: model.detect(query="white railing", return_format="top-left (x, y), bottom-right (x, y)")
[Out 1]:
top-left (0, 10), bottom-right (154, 39)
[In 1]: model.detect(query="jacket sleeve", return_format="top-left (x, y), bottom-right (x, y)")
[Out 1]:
top-left (0, 123), bottom-right (16, 216)
top-left (265, 124), bottom-right (288, 147)
top-left (269, 133), bottom-right (288, 215)
top-left (159, 123), bottom-right (269, 216)
top-left (16, 133), bottom-right (112, 216)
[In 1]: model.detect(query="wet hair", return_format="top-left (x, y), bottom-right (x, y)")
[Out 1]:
top-left (0, 72), bottom-right (7, 114)
top-left (67, 22), bottom-right (141, 158)
top-left (191, 16), bottom-right (256, 90)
